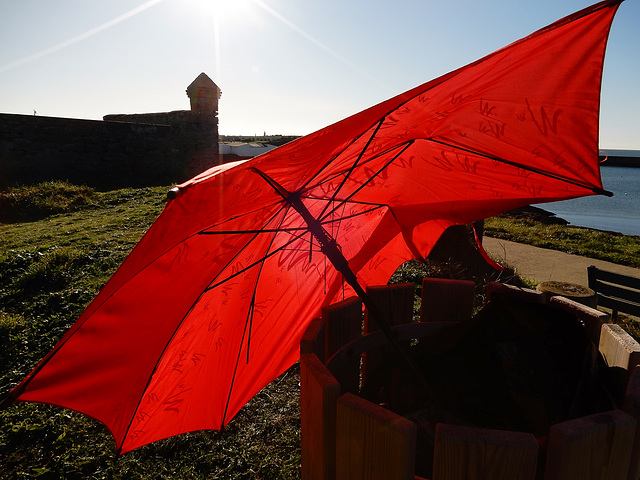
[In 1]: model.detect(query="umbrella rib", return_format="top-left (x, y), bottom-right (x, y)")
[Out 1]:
top-left (319, 118), bottom-right (385, 219)
top-left (242, 211), bottom-right (285, 364)
top-left (295, 76), bottom-right (461, 199)
top-left (292, 135), bottom-right (414, 216)
top-left (297, 153), bottom-right (383, 195)
top-left (302, 195), bottom-right (388, 209)
top-left (278, 141), bottom-right (410, 252)
top-left (198, 196), bottom-right (323, 295)
top-left (115, 203), bottom-right (302, 449)
top-left (298, 116), bottom-right (390, 194)
top-left (319, 141), bottom-right (414, 223)
top-left (427, 137), bottom-right (613, 197)
top-left (325, 200), bottom-right (348, 249)
top-left (119, 205), bottom-right (308, 443)
top-left (204, 230), bottom-right (310, 293)
top-left (317, 204), bottom-right (386, 225)
top-left (252, 167), bottom-right (430, 387)
top-left (301, 1), bottom-right (619, 204)
top-left (203, 200), bottom-right (287, 230)
top-left (16, 202), bottom-right (295, 398)
top-left (301, 139), bottom-right (412, 218)
top-left (198, 226), bottom-right (310, 235)
top-left (201, 134), bottom-right (407, 239)
top-left (221, 206), bottom-right (288, 427)
top-left (221, 300), bottom-right (253, 429)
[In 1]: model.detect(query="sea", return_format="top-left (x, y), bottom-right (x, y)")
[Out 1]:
top-left (539, 162), bottom-right (640, 237)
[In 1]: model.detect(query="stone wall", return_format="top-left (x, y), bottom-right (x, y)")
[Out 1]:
top-left (0, 110), bottom-right (219, 191)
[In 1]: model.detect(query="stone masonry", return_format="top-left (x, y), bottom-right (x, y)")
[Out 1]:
top-left (0, 73), bottom-right (220, 190)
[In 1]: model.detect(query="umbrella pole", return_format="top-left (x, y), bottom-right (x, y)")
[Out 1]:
top-left (251, 167), bottom-right (430, 385)
top-left (316, 233), bottom-right (430, 388)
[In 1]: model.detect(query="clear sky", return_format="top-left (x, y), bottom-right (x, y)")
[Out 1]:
top-left (1, 0), bottom-right (638, 149)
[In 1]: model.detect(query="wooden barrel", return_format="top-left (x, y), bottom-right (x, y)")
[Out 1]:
top-left (300, 279), bottom-right (639, 480)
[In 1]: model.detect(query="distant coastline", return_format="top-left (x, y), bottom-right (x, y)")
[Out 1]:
top-left (601, 156), bottom-right (640, 168)
top-left (600, 149), bottom-right (640, 168)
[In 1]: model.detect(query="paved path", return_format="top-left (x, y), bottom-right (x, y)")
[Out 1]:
top-left (482, 236), bottom-right (640, 287)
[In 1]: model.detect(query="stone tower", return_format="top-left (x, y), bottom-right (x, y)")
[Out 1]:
top-left (186, 72), bottom-right (222, 114)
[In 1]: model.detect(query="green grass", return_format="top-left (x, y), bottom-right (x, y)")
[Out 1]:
top-left (0, 183), bottom-right (301, 479)
top-left (485, 212), bottom-right (640, 268)
top-left (1, 183), bottom-right (638, 479)
top-left (0, 181), bottom-right (95, 224)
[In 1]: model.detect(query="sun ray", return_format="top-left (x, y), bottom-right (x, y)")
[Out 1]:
top-left (0, 0), bottom-right (165, 74)
top-left (250, 0), bottom-right (394, 93)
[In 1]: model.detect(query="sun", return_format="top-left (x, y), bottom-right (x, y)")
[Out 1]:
top-left (184, 0), bottom-right (254, 20)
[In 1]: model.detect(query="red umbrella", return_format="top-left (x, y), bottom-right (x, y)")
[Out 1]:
top-left (3, 0), bottom-right (622, 454)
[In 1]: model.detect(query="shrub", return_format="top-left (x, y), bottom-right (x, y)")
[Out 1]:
top-left (0, 181), bottom-right (95, 223)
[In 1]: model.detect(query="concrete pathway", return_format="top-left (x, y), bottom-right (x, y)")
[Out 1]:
top-left (482, 236), bottom-right (640, 287)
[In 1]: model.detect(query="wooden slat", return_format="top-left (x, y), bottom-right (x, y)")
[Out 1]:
top-left (432, 423), bottom-right (538, 480)
top-left (599, 323), bottom-right (640, 373)
top-left (336, 392), bottom-right (416, 480)
top-left (485, 282), bottom-right (545, 305)
top-left (362, 284), bottom-right (415, 391)
top-left (543, 409), bottom-right (636, 480)
top-left (301, 317), bottom-right (326, 362)
top-left (323, 296), bottom-right (363, 359)
top-left (300, 353), bottom-right (340, 480)
top-left (323, 297), bottom-right (363, 394)
top-left (364, 283), bottom-right (415, 333)
top-left (624, 366), bottom-right (640, 480)
top-left (549, 296), bottom-right (609, 347)
top-left (420, 278), bottom-right (475, 323)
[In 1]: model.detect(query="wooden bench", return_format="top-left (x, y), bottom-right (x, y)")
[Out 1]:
top-left (587, 265), bottom-right (640, 319)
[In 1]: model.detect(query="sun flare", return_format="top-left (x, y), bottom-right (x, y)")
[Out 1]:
top-left (185, 0), bottom-right (253, 20)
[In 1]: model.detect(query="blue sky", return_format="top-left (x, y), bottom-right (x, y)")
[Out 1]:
top-left (1, 0), bottom-right (638, 149)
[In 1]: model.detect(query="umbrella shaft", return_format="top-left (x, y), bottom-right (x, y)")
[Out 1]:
top-left (251, 167), bottom-right (428, 385)
top-left (285, 192), bottom-right (428, 386)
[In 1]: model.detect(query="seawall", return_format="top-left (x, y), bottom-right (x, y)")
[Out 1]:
top-left (601, 155), bottom-right (640, 168)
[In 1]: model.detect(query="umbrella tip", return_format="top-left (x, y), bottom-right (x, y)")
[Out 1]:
top-left (167, 186), bottom-right (181, 201)
top-left (595, 187), bottom-right (614, 197)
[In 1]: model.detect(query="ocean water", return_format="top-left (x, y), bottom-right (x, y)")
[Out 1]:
top-left (539, 166), bottom-right (640, 236)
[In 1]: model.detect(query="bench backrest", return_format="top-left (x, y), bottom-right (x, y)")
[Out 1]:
top-left (587, 265), bottom-right (640, 319)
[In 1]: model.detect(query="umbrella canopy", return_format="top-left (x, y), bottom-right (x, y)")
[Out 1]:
top-left (4, 0), bottom-right (622, 454)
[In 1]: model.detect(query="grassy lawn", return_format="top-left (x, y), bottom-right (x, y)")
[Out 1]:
top-left (0, 183), bottom-right (300, 479)
top-left (1, 183), bottom-right (638, 479)
top-left (485, 207), bottom-right (640, 268)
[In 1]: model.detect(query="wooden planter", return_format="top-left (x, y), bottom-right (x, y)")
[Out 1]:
top-left (300, 280), bottom-right (640, 480)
